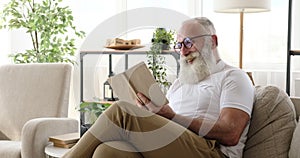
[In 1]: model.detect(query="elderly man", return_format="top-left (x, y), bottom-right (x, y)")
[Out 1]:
top-left (63, 17), bottom-right (254, 158)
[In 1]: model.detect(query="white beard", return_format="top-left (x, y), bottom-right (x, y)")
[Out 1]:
top-left (178, 43), bottom-right (217, 84)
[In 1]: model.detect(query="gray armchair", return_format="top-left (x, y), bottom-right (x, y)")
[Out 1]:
top-left (0, 63), bottom-right (78, 158)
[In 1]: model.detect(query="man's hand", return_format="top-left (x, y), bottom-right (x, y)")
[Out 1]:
top-left (135, 92), bottom-right (175, 119)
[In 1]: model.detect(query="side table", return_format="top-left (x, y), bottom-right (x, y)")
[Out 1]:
top-left (45, 143), bottom-right (70, 158)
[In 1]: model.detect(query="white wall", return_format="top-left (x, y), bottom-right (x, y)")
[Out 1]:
top-left (0, 29), bottom-right (10, 64)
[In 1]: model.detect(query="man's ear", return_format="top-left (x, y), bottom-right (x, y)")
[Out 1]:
top-left (212, 35), bottom-right (218, 48)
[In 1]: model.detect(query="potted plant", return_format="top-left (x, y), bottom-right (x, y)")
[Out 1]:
top-left (0, 0), bottom-right (85, 64)
top-left (147, 28), bottom-right (175, 90)
top-left (79, 97), bottom-right (111, 135)
top-left (151, 28), bottom-right (175, 50)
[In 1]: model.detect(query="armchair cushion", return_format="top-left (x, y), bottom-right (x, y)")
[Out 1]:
top-left (243, 86), bottom-right (297, 158)
top-left (0, 141), bottom-right (21, 158)
top-left (0, 63), bottom-right (77, 158)
top-left (0, 63), bottom-right (72, 141)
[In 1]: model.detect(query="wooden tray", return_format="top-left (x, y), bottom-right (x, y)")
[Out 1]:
top-left (105, 45), bottom-right (144, 50)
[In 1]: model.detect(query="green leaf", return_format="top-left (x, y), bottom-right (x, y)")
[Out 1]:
top-left (0, 0), bottom-right (85, 64)
top-left (146, 28), bottom-right (175, 90)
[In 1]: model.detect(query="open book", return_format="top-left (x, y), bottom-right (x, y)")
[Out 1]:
top-left (108, 62), bottom-right (168, 106)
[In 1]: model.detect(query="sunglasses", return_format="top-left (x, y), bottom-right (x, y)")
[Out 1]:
top-left (173, 34), bottom-right (211, 53)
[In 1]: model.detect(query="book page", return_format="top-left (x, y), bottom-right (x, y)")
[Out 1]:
top-left (108, 62), bottom-right (168, 106)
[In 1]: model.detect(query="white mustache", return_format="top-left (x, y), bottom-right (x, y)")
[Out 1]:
top-left (182, 52), bottom-right (199, 63)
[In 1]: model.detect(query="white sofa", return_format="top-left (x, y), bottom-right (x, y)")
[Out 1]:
top-left (0, 63), bottom-right (78, 158)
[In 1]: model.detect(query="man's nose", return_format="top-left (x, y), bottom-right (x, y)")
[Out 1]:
top-left (180, 46), bottom-right (190, 57)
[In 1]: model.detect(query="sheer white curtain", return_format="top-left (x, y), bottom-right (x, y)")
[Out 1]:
top-left (202, 0), bottom-right (300, 96)
top-left (125, 0), bottom-right (299, 96)
top-left (290, 0), bottom-right (300, 96)
top-left (202, 0), bottom-right (288, 69)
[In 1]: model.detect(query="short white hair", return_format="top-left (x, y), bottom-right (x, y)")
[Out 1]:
top-left (192, 17), bottom-right (216, 35)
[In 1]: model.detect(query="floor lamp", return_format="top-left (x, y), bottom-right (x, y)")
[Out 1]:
top-left (213, 0), bottom-right (271, 69)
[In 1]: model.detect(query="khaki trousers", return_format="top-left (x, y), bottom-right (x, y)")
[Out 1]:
top-left (63, 101), bottom-right (226, 158)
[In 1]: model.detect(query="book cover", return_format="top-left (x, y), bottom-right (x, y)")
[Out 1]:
top-left (53, 142), bottom-right (77, 149)
top-left (108, 62), bottom-right (168, 106)
top-left (49, 133), bottom-right (80, 145)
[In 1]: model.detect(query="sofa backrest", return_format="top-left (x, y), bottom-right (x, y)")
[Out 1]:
top-left (0, 63), bottom-right (72, 141)
top-left (291, 97), bottom-right (300, 120)
top-left (244, 85), bottom-right (297, 158)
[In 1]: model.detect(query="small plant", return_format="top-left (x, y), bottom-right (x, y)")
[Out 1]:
top-left (147, 28), bottom-right (175, 90)
top-left (79, 98), bottom-right (111, 124)
top-left (79, 98), bottom-right (111, 135)
top-left (151, 28), bottom-right (175, 50)
top-left (0, 0), bottom-right (85, 64)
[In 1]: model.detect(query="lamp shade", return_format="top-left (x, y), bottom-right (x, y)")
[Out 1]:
top-left (214, 0), bottom-right (271, 13)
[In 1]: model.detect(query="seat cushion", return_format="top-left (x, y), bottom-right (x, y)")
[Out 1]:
top-left (0, 141), bottom-right (21, 158)
top-left (243, 86), bottom-right (297, 158)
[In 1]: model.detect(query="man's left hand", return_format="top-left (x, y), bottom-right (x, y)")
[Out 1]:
top-left (135, 92), bottom-right (175, 119)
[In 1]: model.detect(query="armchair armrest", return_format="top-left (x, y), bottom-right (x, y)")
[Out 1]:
top-left (21, 117), bottom-right (78, 158)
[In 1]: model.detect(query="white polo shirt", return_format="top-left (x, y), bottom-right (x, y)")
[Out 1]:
top-left (166, 60), bottom-right (255, 158)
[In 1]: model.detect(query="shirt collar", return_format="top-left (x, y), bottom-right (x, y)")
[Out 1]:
top-left (210, 59), bottom-right (226, 74)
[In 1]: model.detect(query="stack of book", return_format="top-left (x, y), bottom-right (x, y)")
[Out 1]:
top-left (49, 133), bottom-right (80, 148)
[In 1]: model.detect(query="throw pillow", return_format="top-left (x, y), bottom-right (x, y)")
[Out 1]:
top-left (243, 85), bottom-right (297, 158)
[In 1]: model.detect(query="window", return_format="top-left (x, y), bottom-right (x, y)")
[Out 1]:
top-left (202, 0), bottom-right (288, 70)
top-left (202, 0), bottom-right (300, 96)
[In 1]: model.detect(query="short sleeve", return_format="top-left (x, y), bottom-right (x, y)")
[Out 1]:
top-left (220, 69), bottom-right (255, 116)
